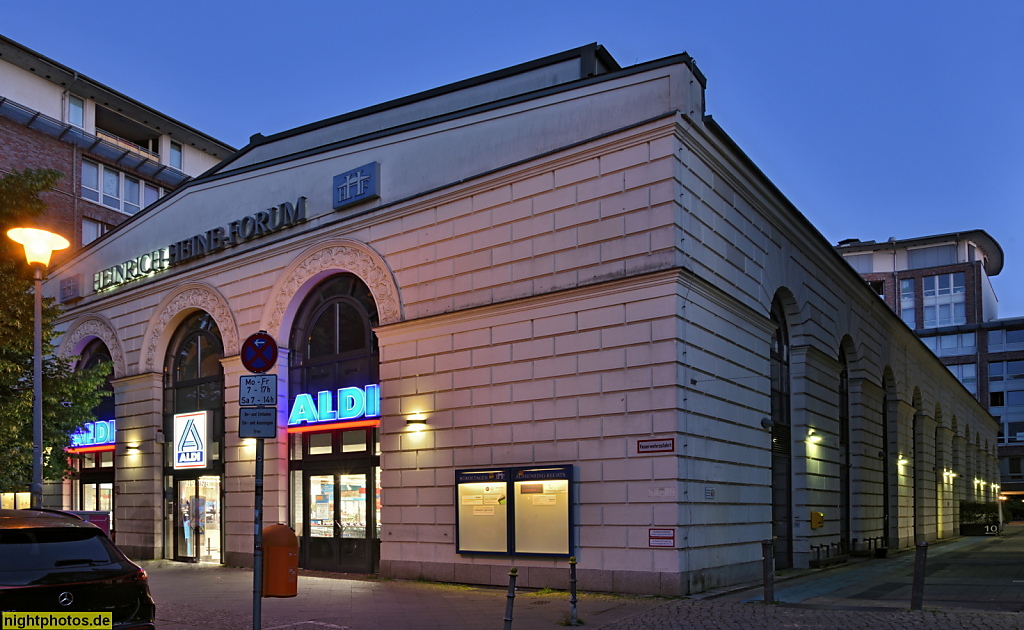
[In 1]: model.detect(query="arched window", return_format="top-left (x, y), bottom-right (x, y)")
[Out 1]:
top-left (80, 339), bottom-right (114, 424)
top-left (165, 313), bottom-right (224, 415)
top-left (839, 352), bottom-right (851, 552)
top-left (75, 339), bottom-right (115, 519)
top-left (290, 273), bottom-right (379, 390)
top-left (288, 273), bottom-right (381, 573)
top-left (770, 298), bottom-right (792, 569)
top-left (163, 311), bottom-right (225, 564)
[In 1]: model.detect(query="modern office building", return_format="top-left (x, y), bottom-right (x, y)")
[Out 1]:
top-left (0, 34), bottom-right (233, 513)
top-left (837, 232), bottom-right (1024, 494)
top-left (44, 44), bottom-right (998, 595)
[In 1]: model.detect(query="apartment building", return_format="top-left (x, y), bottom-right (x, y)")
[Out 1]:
top-left (837, 231), bottom-right (1023, 493)
top-left (0, 34), bottom-right (234, 254)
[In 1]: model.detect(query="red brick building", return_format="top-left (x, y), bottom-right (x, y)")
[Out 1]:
top-left (0, 34), bottom-right (234, 268)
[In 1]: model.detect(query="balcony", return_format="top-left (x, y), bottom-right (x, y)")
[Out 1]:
top-left (0, 95), bottom-right (190, 187)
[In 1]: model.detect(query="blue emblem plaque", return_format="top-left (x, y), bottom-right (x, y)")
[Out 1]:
top-left (333, 162), bottom-right (380, 210)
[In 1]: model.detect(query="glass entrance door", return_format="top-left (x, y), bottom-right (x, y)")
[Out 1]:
top-left (303, 471), bottom-right (378, 572)
top-left (174, 476), bottom-right (221, 563)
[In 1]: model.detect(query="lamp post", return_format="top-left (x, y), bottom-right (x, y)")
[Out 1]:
top-left (6, 227), bottom-right (69, 509)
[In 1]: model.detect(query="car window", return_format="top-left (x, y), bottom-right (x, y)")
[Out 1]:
top-left (0, 527), bottom-right (117, 571)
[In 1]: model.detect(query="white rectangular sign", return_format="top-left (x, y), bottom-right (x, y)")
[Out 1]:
top-left (239, 374), bottom-right (277, 407)
top-left (174, 411), bottom-right (208, 470)
top-left (239, 407), bottom-right (277, 439)
top-left (649, 527), bottom-right (676, 548)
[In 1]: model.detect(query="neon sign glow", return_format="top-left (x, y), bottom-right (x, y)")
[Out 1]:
top-left (288, 384), bottom-right (380, 433)
top-left (68, 420), bottom-right (116, 453)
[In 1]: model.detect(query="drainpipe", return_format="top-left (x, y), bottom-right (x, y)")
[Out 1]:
top-left (891, 239), bottom-right (900, 320)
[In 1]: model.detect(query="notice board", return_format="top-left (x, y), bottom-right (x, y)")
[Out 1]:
top-left (455, 465), bottom-right (572, 557)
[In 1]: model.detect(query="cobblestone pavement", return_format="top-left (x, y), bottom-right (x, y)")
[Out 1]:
top-left (145, 525), bottom-right (1024, 629)
top-left (596, 599), bottom-right (1024, 629)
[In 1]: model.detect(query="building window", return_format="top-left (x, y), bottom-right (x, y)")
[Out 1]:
top-left (922, 272), bottom-right (965, 328)
top-left (908, 244), bottom-right (956, 269)
top-left (947, 363), bottom-right (977, 394)
top-left (170, 142), bottom-right (183, 169)
top-left (82, 219), bottom-right (109, 246)
top-left (921, 332), bottom-right (975, 357)
top-left (69, 95), bottom-right (84, 128)
top-left (988, 329), bottom-right (1024, 353)
top-left (845, 253), bottom-right (872, 273)
top-left (899, 278), bottom-right (916, 328)
top-left (145, 183), bottom-right (161, 207)
top-left (989, 360), bottom-right (1024, 444)
top-left (867, 280), bottom-right (885, 299)
top-left (82, 160), bottom-right (154, 215)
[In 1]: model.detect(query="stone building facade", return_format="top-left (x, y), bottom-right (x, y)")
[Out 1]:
top-left (46, 44), bottom-right (998, 595)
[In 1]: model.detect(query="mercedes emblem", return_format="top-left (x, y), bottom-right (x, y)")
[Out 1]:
top-left (58, 592), bottom-right (73, 607)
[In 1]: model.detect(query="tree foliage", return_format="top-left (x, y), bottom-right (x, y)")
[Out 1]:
top-left (0, 169), bottom-right (112, 491)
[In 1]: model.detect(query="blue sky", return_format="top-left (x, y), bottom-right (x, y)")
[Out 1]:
top-left (5, 1), bottom-right (1024, 313)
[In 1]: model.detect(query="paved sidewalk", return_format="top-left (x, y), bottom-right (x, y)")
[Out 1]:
top-left (144, 561), bottom-right (664, 630)
top-left (712, 523), bottom-right (1024, 612)
top-left (144, 526), bottom-right (1024, 629)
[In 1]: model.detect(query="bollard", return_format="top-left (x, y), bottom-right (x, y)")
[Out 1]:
top-left (568, 556), bottom-right (578, 626)
top-left (504, 567), bottom-right (518, 630)
top-left (910, 540), bottom-right (928, 610)
top-left (761, 540), bottom-right (775, 604)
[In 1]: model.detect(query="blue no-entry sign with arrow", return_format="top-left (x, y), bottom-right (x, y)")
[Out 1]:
top-left (241, 331), bottom-right (278, 374)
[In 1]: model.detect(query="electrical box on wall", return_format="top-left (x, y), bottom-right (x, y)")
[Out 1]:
top-left (810, 511), bottom-right (825, 529)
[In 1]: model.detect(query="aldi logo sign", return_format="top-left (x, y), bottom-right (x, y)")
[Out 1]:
top-left (68, 419), bottom-right (116, 453)
top-left (174, 411), bottom-right (208, 469)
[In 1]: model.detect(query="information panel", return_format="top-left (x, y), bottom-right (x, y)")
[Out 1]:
top-left (455, 465), bottom-right (572, 557)
top-left (455, 470), bottom-right (509, 553)
top-left (513, 467), bottom-right (571, 555)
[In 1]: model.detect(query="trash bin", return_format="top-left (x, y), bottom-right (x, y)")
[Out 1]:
top-left (263, 524), bottom-right (299, 598)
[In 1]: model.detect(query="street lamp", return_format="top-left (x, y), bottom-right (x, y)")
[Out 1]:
top-left (6, 227), bottom-right (69, 509)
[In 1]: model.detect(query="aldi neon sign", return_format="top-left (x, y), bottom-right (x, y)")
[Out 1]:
top-left (68, 420), bottom-right (116, 453)
top-left (288, 384), bottom-right (380, 433)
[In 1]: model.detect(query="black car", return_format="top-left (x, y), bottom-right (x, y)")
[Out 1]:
top-left (0, 509), bottom-right (155, 629)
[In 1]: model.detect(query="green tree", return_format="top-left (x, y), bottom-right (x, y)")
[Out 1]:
top-left (0, 169), bottom-right (111, 492)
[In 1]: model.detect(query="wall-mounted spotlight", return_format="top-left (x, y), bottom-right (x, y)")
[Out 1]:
top-left (760, 417), bottom-right (774, 431)
top-left (807, 429), bottom-right (823, 444)
top-left (406, 413), bottom-right (428, 432)
top-left (897, 455), bottom-right (909, 466)
top-left (126, 442), bottom-right (141, 454)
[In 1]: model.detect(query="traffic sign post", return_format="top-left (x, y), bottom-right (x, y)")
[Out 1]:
top-left (241, 331), bottom-right (278, 374)
top-left (239, 331), bottom-right (279, 630)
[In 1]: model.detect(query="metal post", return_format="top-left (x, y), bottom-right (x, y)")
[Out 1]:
top-left (253, 437), bottom-right (264, 630)
top-left (568, 556), bottom-right (578, 626)
top-left (31, 265), bottom-right (43, 509)
top-left (503, 567), bottom-right (517, 630)
top-left (761, 540), bottom-right (775, 604)
top-left (910, 540), bottom-right (928, 611)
